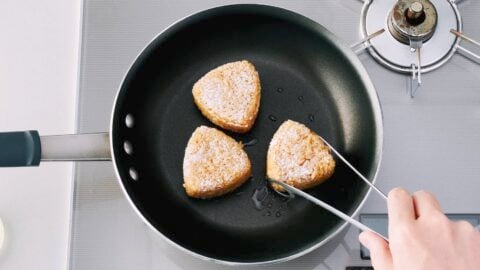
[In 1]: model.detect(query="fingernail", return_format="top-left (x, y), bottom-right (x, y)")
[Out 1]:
top-left (413, 189), bottom-right (427, 196)
top-left (388, 187), bottom-right (403, 197)
top-left (359, 231), bottom-right (369, 247)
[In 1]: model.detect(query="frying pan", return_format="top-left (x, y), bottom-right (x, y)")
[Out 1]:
top-left (0, 4), bottom-right (383, 265)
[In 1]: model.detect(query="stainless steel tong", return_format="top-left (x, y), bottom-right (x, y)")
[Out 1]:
top-left (268, 135), bottom-right (389, 241)
top-left (318, 136), bottom-right (387, 201)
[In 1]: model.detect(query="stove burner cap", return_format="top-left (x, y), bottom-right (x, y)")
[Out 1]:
top-left (388, 0), bottom-right (438, 44)
top-left (407, 2), bottom-right (425, 25)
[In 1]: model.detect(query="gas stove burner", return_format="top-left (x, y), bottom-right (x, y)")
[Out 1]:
top-left (361, 0), bottom-right (461, 73)
top-left (388, 0), bottom-right (437, 44)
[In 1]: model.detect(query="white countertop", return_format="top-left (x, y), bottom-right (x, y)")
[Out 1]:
top-left (0, 0), bottom-right (81, 269)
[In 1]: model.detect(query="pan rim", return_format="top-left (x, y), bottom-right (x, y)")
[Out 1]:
top-left (109, 3), bottom-right (384, 266)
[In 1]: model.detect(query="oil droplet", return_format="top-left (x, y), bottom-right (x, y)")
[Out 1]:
top-left (267, 203), bottom-right (272, 208)
top-left (297, 96), bottom-right (304, 102)
top-left (308, 114), bottom-right (314, 122)
top-left (252, 186), bottom-right (269, 210)
top-left (266, 211), bottom-right (271, 216)
top-left (277, 190), bottom-right (295, 202)
top-left (276, 87), bottom-right (284, 93)
top-left (268, 115), bottom-right (277, 122)
top-left (243, 138), bottom-right (258, 147)
top-left (276, 211), bottom-right (281, 217)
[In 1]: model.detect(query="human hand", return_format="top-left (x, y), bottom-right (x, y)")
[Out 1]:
top-left (359, 188), bottom-right (480, 270)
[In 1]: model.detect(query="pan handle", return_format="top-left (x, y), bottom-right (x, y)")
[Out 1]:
top-left (0, 131), bottom-right (111, 167)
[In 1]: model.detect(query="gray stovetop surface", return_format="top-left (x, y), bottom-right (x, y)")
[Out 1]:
top-left (69, 0), bottom-right (480, 269)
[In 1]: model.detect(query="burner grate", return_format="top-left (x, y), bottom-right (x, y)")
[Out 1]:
top-left (353, 0), bottom-right (479, 97)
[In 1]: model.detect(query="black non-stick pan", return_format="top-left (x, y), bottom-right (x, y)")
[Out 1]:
top-left (0, 4), bottom-right (383, 265)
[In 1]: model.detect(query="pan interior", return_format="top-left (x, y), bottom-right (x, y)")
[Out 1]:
top-left (112, 5), bottom-right (380, 263)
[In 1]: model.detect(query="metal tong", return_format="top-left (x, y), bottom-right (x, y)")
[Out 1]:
top-left (268, 135), bottom-right (389, 241)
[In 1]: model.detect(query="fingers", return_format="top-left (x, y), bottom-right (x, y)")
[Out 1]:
top-left (412, 190), bottom-right (442, 217)
top-left (359, 231), bottom-right (393, 270)
top-left (455, 220), bottom-right (475, 233)
top-left (388, 188), bottom-right (415, 226)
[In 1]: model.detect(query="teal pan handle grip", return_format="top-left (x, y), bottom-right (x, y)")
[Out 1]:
top-left (0, 131), bottom-right (41, 167)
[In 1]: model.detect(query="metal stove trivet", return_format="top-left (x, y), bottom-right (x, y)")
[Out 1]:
top-left (351, 0), bottom-right (480, 97)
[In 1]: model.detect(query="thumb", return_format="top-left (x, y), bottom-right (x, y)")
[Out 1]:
top-left (359, 231), bottom-right (393, 270)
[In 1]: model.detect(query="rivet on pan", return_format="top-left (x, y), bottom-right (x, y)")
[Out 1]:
top-left (123, 141), bottom-right (133, 155)
top-left (129, 168), bottom-right (139, 181)
top-left (125, 114), bottom-right (134, 128)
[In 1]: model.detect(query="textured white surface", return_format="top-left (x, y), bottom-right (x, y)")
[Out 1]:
top-left (0, 218), bottom-right (4, 250)
top-left (0, 0), bottom-right (80, 269)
